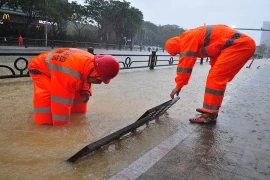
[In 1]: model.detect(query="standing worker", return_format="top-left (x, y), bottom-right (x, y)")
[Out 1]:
top-left (165, 24), bottom-right (255, 124)
top-left (28, 48), bottom-right (120, 126)
top-left (18, 35), bottom-right (23, 45)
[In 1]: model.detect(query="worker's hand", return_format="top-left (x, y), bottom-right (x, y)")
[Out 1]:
top-left (170, 87), bottom-right (181, 99)
top-left (80, 90), bottom-right (91, 103)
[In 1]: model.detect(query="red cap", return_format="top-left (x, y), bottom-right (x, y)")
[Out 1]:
top-left (94, 55), bottom-right (120, 84)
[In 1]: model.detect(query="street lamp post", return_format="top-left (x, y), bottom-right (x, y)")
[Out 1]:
top-left (45, 0), bottom-right (48, 47)
top-left (45, 19), bottom-right (48, 46)
top-left (123, 37), bottom-right (127, 49)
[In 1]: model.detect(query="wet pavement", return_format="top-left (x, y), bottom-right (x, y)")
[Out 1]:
top-left (110, 58), bottom-right (270, 180)
top-left (0, 46), bottom-right (269, 180)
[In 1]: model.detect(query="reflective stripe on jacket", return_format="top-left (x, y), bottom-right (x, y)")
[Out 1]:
top-left (174, 24), bottom-right (247, 89)
top-left (28, 48), bottom-right (94, 93)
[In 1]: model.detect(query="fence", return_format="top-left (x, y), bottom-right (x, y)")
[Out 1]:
top-left (0, 48), bottom-right (207, 79)
top-left (0, 37), bottom-right (160, 51)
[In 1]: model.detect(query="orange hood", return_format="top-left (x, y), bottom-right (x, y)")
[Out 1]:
top-left (165, 37), bottom-right (181, 56)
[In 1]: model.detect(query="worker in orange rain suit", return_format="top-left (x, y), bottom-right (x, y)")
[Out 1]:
top-left (28, 48), bottom-right (120, 126)
top-left (165, 24), bottom-right (255, 124)
top-left (18, 35), bottom-right (23, 45)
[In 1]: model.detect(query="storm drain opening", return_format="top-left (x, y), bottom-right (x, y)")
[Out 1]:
top-left (67, 97), bottom-right (180, 163)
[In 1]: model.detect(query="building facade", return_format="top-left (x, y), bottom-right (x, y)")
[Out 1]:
top-left (260, 21), bottom-right (270, 57)
top-left (0, 5), bottom-right (43, 26)
top-left (260, 21), bottom-right (270, 45)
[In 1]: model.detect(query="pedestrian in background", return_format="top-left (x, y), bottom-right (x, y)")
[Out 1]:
top-left (165, 24), bottom-right (255, 124)
top-left (18, 35), bottom-right (23, 45)
top-left (28, 48), bottom-right (120, 126)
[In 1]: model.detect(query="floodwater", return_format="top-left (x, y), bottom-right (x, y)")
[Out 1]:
top-left (0, 48), bottom-right (267, 179)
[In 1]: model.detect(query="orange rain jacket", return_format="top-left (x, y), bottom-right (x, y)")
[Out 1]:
top-left (28, 48), bottom-right (97, 126)
top-left (165, 24), bottom-right (256, 113)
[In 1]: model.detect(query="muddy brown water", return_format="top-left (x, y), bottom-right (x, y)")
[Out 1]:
top-left (0, 55), bottom-right (266, 179)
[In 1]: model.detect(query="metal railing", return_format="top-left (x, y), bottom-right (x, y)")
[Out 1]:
top-left (0, 49), bottom-right (207, 79)
top-left (0, 37), bottom-right (159, 51)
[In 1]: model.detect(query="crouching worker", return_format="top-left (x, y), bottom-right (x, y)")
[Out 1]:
top-left (28, 48), bottom-right (120, 126)
top-left (165, 24), bottom-right (255, 124)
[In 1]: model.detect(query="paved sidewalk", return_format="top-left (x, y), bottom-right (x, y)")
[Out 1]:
top-left (110, 60), bottom-right (270, 180)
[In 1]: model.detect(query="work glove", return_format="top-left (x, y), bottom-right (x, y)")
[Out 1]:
top-left (170, 87), bottom-right (181, 99)
top-left (80, 90), bottom-right (91, 103)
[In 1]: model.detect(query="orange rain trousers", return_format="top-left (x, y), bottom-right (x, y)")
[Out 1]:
top-left (30, 73), bottom-right (88, 125)
top-left (201, 34), bottom-right (256, 113)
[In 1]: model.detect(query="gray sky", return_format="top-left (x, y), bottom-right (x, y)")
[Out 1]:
top-left (74, 0), bottom-right (270, 45)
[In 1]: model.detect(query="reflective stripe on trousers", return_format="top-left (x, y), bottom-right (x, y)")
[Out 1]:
top-left (203, 87), bottom-right (225, 111)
